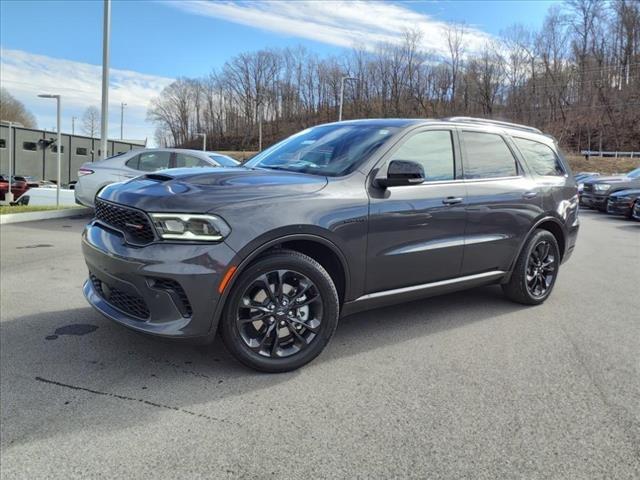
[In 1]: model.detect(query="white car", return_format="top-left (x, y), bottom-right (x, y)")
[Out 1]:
top-left (74, 148), bottom-right (239, 207)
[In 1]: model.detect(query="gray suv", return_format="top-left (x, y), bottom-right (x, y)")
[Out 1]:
top-left (81, 118), bottom-right (580, 372)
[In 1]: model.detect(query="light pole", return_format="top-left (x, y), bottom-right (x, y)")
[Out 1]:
top-left (38, 94), bottom-right (61, 207)
top-left (3, 122), bottom-right (14, 204)
top-left (100, 0), bottom-right (111, 159)
top-left (338, 76), bottom-right (357, 121)
top-left (71, 116), bottom-right (77, 135)
top-left (120, 102), bottom-right (127, 139)
top-left (197, 132), bottom-right (206, 151)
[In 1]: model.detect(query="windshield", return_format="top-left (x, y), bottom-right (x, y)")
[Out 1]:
top-left (209, 154), bottom-right (238, 167)
top-left (245, 124), bottom-right (398, 176)
top-left (626, 168), bottom-right (640, 179)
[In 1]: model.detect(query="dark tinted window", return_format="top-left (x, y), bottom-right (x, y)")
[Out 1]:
top-left (389, 130), bottom-right (454, 181)
top-left (76, 147), bottom-right (88, 156)
top-left (175, 153), bottom-right (209, 168)
top-left (514, 137), bottom-right (564, 176)
top-left (51, 145), bottom-right (64, 153)
top-left (23, 142), bottom-right (37, 151)
top-left (0, 139), bottom-right (5, 148)
top-left (462, 131), bottom-right (518, 179)
top-left (137, 151), bottom-right (171, 172)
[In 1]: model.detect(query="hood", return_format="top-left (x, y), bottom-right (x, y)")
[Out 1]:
top-left (610, 188), bottom-right (640, 198)
top-left (584, 175), bottom-right (628, 185)
top-left (98, 167), bottom-right (328, 213)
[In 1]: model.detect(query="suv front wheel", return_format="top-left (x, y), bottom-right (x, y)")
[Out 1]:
top-left (502, 229), bottom-right (560, 305)
top-left (220, 250), bottom-right (340, 373)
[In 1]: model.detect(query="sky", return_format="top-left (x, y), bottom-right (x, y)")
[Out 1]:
top-left (0, 0), bottom-right (560, 144)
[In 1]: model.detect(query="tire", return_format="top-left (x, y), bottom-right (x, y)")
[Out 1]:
top-left (502, 229), bottom-right (560, 305)
top-left (220, 249), bottom-right (339, 373)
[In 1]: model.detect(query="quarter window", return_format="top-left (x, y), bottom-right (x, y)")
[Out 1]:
top-left (513, 137), bottom-right (564, 176)
top-left (136, 151), bottom-right (171, 172)
top-left (461, 131), bottom-right (518, 179)
top-left (389, 130), bottom-right (455, 181)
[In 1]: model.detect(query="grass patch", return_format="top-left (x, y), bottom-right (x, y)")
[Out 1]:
top-left (566, 156), bottom-right (639, 175)
top-left (0, 205), bottom-right (82, 215)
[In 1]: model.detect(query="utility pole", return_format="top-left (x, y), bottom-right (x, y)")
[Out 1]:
top-left (38, 94), bottom-right (62, 207)
top-left (3, 122), bottom-right (14, 204)
top-left (338, 76), bottom-right (357, 121)
top-left (71, 116), bottom-right (77, 135)
top-left (100, 0), bottom-right (111, 159)
top-left (120, 102), bottom-right (127, 139)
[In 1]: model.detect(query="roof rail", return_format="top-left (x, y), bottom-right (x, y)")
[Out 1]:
top-left (443, 117), bottom-right (543, 134)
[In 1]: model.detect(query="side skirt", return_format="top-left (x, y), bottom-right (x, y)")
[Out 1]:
top-left (340, 270), bottom-right (506, 317)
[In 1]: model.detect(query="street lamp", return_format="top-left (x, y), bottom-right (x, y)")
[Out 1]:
top-left (38, 94), bottom-right (61, 207)
top-left (120, 102), bottom-right (127, 139)
top-left (100, 0), bottom-right (111, 159)
top-left (197, 132), bottom-right (206, 151)
top-left (338, 76), bottom-right (357, 121)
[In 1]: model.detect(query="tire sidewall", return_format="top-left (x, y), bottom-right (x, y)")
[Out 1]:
top-left (220, 252), bottom-right (339, 372)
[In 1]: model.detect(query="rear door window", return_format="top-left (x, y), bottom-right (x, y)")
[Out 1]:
top-left (461, 131), bottom-right (518, 179)
top-left (513, 137), bottom-right (565, 176)
top-left (136, 152), bottom-right (171, 172)
top-left (175, 153), bottom-right (209, 168)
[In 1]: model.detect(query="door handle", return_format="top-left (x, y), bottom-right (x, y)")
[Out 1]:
top-left (442, 196), bottom-right (463, 205)
top-left (523, 191), bottom-right (538, 199)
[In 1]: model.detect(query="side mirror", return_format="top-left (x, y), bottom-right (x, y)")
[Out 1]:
top-left (376, 160), bottom-right (425, 188)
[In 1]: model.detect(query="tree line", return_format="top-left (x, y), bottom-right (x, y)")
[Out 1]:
top-left (148, 0), bottom-right (640, 154)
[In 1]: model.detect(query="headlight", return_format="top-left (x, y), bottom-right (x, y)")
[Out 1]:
top-left (150, 213), bottom-right (231, 241)
top-left (594, 183), bottom-right (611, 192)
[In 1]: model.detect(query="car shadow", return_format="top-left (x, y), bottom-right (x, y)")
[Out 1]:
top-left (1, 284), bottom-right (525, 447)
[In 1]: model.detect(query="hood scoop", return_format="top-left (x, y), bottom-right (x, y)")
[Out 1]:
top-left (143, 173), bottom-right (174, 182)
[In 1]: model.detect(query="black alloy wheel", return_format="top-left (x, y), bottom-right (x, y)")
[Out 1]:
top-left (502, 229), bottom-right (560, 305)
top-left (221, 250), bottom-right (339, 372)
top-left (525, 240), bottom-right (556, 298)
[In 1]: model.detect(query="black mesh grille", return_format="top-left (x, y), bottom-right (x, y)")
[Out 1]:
top-left (90, 274), bottom-right (150, 319)
top-left (151, 278), bottom-right (193, 317)
top-left (94, 198), bottom-right (155, 244)
top-left (583, 184), bottom-right (594, 193)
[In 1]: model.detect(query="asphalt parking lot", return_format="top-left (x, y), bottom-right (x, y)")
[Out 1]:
top-left (1, 211), bottom-right (638, 479)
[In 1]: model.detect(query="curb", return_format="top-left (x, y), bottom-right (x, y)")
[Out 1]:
top-left (0, 207), bottom-right (93, 225)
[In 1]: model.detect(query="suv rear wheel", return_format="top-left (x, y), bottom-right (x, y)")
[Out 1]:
top-left (502, 229), bottom-right (560, 305)
top-left (220, 250), bottom-right (339, 372)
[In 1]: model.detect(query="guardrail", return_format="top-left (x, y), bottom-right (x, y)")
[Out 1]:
top-left (580, 150), bottom-right (638, 158)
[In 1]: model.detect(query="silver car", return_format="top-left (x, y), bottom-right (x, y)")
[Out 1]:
top-left (75, 148), bottom-right (238, 207)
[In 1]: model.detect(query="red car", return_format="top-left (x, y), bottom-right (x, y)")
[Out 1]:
top-left (0, 175), bottom-right (30, 201)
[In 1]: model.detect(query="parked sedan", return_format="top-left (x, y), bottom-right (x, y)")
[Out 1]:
top-left (606, 188), bottom-right (640, 218)
top-left (581, 168), bottom-right (640, 211)
top-left (75, 149), bottom-right (238, 207)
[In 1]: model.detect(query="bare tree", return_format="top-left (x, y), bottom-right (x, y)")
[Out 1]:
top-left (81, 106), bottom-right (101, 138)
top-left (0, 88), bottom-right (37, 128)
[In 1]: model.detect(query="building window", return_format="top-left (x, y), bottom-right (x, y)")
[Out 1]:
top-left (23, 142), bottom-right (38, 151)
top-left (76, 147), bottom-right (88, 156)
top-left (51, 145), bottom-right (65, 153)
top-left (0, 139), bottom-right (6, 148)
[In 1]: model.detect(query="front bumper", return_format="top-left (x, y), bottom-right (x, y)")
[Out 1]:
top-left (82, 221), bottom-right (236, 340)
top-left (606, 198), bottom-right (633, 216)
top-left (580, 193), bottom-right (607, 209)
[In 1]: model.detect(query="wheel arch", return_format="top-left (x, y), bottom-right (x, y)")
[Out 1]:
top-left (211, 232), bottom-right (351, 335)
top-left (503, 216), bottom-right (566, 283)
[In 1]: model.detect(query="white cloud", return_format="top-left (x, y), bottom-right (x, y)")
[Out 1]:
top-left (0, 48), bottom-right (174, 144)
top-left (167, 0), bottom-right (493, 56)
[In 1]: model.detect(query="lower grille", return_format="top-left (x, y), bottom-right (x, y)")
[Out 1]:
top-left (90, 274), bottom-right (150, 319)
top-left (150, 278), bottom-right (193, 317)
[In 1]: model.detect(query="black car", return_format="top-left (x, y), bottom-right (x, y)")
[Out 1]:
top-left (581, 168), bottom-right (640, 211)
top-left (81, 118), bottom-right (580, 372)
top-left (606, 188), bottom-right (640, 218)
